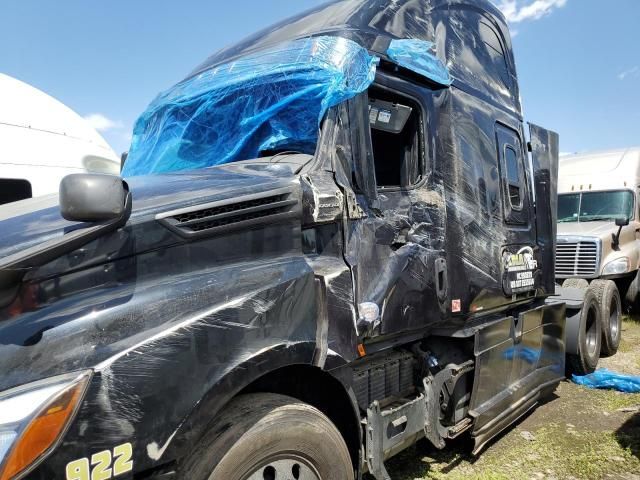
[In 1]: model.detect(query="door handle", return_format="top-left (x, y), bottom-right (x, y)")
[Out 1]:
top-left (435, 258), bottom-right (448, 301)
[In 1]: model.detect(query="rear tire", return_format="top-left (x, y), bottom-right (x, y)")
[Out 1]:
top-left (562, 278), bottom-right (589, 290)
top-left (589, 280), bottom-right (622, 356)
top-left (567, 289), bottom-right (602, 376)
top-left (180, 393), bottom-right (354, 480)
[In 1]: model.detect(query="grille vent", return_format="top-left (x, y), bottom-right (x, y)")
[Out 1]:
top-left (555, 240), bottom-right (600, 278)
top-left (158, 188), bottom-right (298, 238)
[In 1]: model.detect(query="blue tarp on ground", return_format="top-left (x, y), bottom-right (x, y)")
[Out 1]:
top-left (122, 36), bottom-right (379, 176)
top-left (572, 368), bottom-right (640, 393)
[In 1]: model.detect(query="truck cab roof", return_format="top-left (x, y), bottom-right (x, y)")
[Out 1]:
top-left (192, 0), bottom-right (519, 114)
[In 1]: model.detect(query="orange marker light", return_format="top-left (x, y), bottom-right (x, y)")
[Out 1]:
top-left (0, 375), bottom-right (89, 480)
top-left (357, 343), bottom-right (366, 357)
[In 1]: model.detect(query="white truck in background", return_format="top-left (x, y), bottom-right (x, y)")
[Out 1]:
top-left (557, 147), bottom-right (640, 361)
top-left (0, 73), bottom-right (120, 205)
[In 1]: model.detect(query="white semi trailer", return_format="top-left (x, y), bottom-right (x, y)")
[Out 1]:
top-left (0, 73), bottom-right (120, 205)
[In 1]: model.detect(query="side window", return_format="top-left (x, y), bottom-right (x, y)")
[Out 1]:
top-left (479, 22), bottom-right (511, 88)
top-left (504, 146), bottom-right (522, 209)
top-left (368, 88), bottom-right (423, 188)
top-left (496, 124), bottom-right (528, 224)
top-left (432, 9), bottom-right (516, 105)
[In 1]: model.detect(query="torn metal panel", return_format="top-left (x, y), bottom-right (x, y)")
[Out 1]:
top-left (301, 173), bottom-right (345, 225)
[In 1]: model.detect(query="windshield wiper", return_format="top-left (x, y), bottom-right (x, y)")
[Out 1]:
top-left (580, 216), bottom-right (615, 222)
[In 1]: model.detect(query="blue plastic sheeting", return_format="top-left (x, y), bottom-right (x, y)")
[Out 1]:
top-left (573, 368), bottom-right (640, 393)
top-left (386, 39), bottom-right (452, 86)
top-left (122, 36), bottom-right (378, 176)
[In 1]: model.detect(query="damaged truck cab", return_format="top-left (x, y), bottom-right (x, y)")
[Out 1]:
top-left (0, 1), bottom-right (568, 479)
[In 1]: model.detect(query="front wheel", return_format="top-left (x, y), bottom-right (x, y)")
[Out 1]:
top-left (562, 278), bottom-right (589, 290)
top-left (180, 393), bottom-right (355, 480)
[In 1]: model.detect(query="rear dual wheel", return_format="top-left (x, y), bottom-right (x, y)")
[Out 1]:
top-left (590, 279), bottom-right (622, 356)
top-left (180, 393), bottom-right (354, 480)
top-left (566, 287), bottom-right (602, 375)
top-left (562, 278), bottom-right (622, 358)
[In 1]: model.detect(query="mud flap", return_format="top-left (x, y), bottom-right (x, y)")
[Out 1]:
top-left (469, 302), bottom-right (566, 453)
top-left (552, 285), bottom-right (586, 355)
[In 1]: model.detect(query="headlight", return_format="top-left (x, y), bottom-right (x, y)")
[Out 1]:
top-left (602, 257), bottom-right (630, 275)
top-left (0, 371), bottom-right (91, 480)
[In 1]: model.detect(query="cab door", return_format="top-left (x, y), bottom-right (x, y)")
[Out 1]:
top-left (343, 79), bottom-right (448, 339)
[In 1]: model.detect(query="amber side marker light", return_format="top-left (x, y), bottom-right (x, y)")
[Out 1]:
top-left (0, 371), bottom-right (91, 480)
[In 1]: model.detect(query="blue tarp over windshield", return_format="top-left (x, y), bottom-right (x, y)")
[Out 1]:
top-left (122, 36), bottom-right (379, 176)
top-left (121, 36), bottom-right (452, 177)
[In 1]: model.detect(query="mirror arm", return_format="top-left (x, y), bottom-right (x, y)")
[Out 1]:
top-left (0, 191), bottom-right (132, 292)
top-left (611, 224), bottom-right (624, 251)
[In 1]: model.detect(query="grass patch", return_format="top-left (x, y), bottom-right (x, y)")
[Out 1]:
top-left (623, 315), bottom-right (640, 325)
top-left (584, 387), bottom-right (640, 411)
top-left (617, 337), bottom-right (635, 354)
top-left (617, 318), bottom-right (638, 353)
top-left (389, 424), bottom-right (640, 480)
top-left (385, 316), bottom-right (640, 480)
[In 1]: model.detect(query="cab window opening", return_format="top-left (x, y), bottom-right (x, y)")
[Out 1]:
top-left (367, 87), bottom-right (424, 189)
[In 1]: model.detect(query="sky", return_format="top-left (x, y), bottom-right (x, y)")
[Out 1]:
top-left (1, 0), bottom-right (638, 156)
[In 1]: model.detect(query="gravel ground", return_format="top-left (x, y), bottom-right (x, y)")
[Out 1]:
top-left (383, 317), bottom-right (640, 480)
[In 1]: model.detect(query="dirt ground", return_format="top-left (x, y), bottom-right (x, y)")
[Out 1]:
top-left (385, 317), bottom-right (640, 480)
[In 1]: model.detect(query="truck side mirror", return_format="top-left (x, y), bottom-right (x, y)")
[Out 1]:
top-left (612, 217), bottom-right (630, 250)
top-left (120, 151), bottom-right (128, 172)
top-left (615, 217), bottom-right (630, 227)
top-left (60, 174), bottom-right (131, 223)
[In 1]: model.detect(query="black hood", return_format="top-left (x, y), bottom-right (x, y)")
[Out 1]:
top-left (0, 161), bottom-right (302, 264)
top-left (0, 160), bottom-right (305, 391)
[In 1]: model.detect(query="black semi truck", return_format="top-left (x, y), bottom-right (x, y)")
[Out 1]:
top-left (0, 1), bottom-right (602, 479)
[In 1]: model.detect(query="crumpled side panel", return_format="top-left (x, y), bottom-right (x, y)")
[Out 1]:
top-left (387, 39), bottom-right (452, 86)
top-left (123, 36), bottom-right (378, 177)
top-left (573, 368), bottom-right (640, 393)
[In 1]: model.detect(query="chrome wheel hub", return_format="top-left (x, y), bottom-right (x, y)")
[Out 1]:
top-left (245, 457), bottom-right (321, 480)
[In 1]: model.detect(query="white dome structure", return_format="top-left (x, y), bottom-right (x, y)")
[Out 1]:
top-left (0, 74), bottom-right (121, 204)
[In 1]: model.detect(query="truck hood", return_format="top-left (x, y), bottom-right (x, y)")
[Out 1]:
top-left (0, 160), bottom-right (303, 263)
top-left (0, 160), bottom-right (306, 391)
top-left (557, 221), bottom-right (618, 239)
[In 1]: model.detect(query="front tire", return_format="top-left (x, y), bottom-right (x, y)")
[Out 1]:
top-left (567, 289), bottom-right (602, 376)
top-left (589, 279), bottom-right (622, 356)
top-left (180, 393), bottom-right (354, 480)
top-left (562, 278), bottom-right (589, 290)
